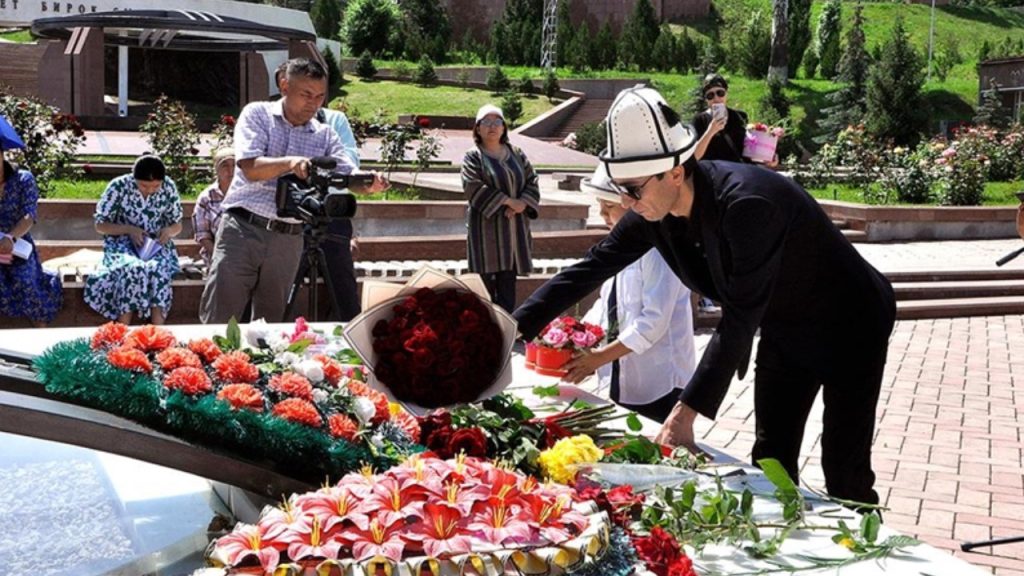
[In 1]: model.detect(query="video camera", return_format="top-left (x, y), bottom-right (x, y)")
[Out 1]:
top-left (275, 156), bottom-right (373, 225)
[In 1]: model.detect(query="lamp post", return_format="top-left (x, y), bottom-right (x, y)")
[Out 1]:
top-left (926, 0), bottom-right (936, 83)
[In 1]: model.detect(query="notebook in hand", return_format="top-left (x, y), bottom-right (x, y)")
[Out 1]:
top-left (12, 237), bottom-right (32, 260)
top-left (135, 236), bottom-right (163, 261)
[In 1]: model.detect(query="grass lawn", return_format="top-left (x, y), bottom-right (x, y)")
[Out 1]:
top-left (332, 78), bottom-right (556, 126)
top-left (0, 29), bottom-right (33, 43)
top-left (44, 179), bottom-right (424, 202)
top-left (808, 180), bottom-right (1024, 206)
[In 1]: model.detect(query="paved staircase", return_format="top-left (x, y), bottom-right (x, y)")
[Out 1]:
top-left (541, 98), bottom-right (616, 142)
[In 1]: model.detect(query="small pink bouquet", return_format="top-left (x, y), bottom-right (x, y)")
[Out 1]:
top-left (743, 122), bottom-right (784, 163)
top-left (526, 317), bottom-right (605, 376)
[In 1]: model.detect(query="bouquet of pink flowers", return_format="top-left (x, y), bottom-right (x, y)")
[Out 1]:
top-left (743, 122), bottom-right (785, 164)
top-left (527, 317), bottom-right (605, 376)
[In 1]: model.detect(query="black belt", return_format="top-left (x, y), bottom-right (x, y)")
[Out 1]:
top-left (227, 207), bottom-right (303, 235)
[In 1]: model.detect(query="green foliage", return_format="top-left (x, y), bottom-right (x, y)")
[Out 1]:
top-left (817, 1), bottom-right (869, 143)
top-left (321, 46), bottom-right (343, 101)
top-left (620, 0), bottom-right (660, 70)
top-left (486, 65), bottom-right (512, 94)
top-left (815, 0), bottom-right (842, 79)
top-left (556, 0), bottom-right (573, 67)
top-left (414, 55), bottom-right (438, 85)
top-left (355, 50), bottom-right (378, 79)
top-left (517, 74), bottom-right (535, 95)
top-left (310, 0), bottom-right (343, 40)
top-left (456, 68), bottom-right (472, 89)
top-left (865, 16), bottom-right (928, 147)
top-left (930, 37), bottom-right (962, 83)
top-left (399, 0), bottom-right (452, 63)
top-left (974, 79), bottom-right (1011, 130)
top-left (0, 90), bottom-right (85, 197)
top-left (788, 0), bottom-right (813, 74)
top-left (802, 48), bottom-right (819, 79)
top-left (566, 24), bottom-right (591, 73)
top-left (736, 10), bottom-right (772, 78)
top-left (758, 77), bottom-right (791, 126)
top-left (501, 90), bottom-right (524, 127)
top-left (139, 95), bottom-right (202, 194)
top-left (542, 70), bottom-right (560, 102)
top-left (491, 0), bottom-right (544, 66)
top-left (392, 60), bottom-right (413, 80)
top-left (594, 21), bottom-right (619, 71)
top-left (379, 124), bottom-right (415, 179)
top-left (675, 28), bottom-right (697, 74)
top-left (652, 25), bottom-right (678, 73)
top-left (342, 0), bottom-right (401, 57)
top-left (571, 121), bottom-right (606, 156)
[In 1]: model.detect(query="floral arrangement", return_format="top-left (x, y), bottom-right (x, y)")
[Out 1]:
top-left (538, 435), bottom-right (604, 484)
top-left (743, 123), bottom-right (784, 164)
top-left (205, 455), bottom-right (612, 576)
top-left (369, 287), bottom-right (505, 408)
top-left (33, 319), bottom-right (422, 484)
top-left (537, 316), bottom-right (605, 351)
top-left (747, 122), bottom-right (785, 140)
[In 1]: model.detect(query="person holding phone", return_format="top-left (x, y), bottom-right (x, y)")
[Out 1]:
top-left (691, 74), bottom-right (779, 169)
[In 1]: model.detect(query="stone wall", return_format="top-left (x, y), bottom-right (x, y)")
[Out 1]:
top-left (444, 0), bottom-right (710, 42)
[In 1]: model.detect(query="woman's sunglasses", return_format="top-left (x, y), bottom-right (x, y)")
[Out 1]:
top-left (479, 118), bottom-right (505, 128)
top-left (704, 89), bottom-right (727, 100)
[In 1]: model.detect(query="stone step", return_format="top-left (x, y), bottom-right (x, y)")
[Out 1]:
top-left (892, 280), bottom-right (1024, 300)
top-left (886, 268), bottom-right (1024, 282)
top-left (843, 229), bottom-right (868, 243)
top-left (896, 296), bottom-right (1024, 319)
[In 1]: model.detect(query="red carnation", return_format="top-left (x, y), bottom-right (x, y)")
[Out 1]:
top-left (213, 351), bottom-right (259, 383)
top-left (667, 556), bottom-right (697, 576)
top-left (187, 338), bottom-right (223, 363)
top-left (313, 354), bottom-right (344, 386)
top-left (91, 322), bottom-right (129, 350)
top-left (273, 398), bottom-right (322, 428)
top-left (106, 347), bottom-right (153, 373)
top-left (446, 427), bottom-right (488, 458)
top-left (347, 380), bottom-right (389, 423)
top-left (328, 413), bottom-right (359, 441)
top-left (268, 372), bottom-right (314, 400)
top-left (163, 367), bottom-right (213, 395)
top-left (157, 347), bottom-right (203, 371)
top-left (391, 410), bottom-right (421, 443)
top-left (123, 325), bottom-right (177, 353)
top-left (217, 383), bottom-right (265, 412)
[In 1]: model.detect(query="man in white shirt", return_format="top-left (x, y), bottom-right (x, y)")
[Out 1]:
top-left (561, 168), bottom-right (697, 422)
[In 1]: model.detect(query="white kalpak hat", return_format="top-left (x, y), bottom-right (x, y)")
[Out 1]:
top-left (579, 165), bottom-right (621, 203)
top-left (475, 104), bottom-right (504, 123)
top-left (599, 85), bottom-right (699, 180)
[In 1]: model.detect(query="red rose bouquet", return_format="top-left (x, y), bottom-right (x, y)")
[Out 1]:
top-left (344, 267), bottom-right (517, 412)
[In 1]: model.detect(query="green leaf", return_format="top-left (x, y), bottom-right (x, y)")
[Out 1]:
top-left (287, 339), bottom-right (313, 354)
top-left (758, 458), bottom-right (799, 501)
top-left (681, 480), bottom-right (697, 509)
top-left (532, 384), bottom-right (560, 398)
top-left (226, 317), bottom-right (241, 350)
top-left (741, 488), bottom-right (753, 517)
top-left (626, 413), bottom-right (643, 432)
top-left (861, 512), bottom-right (881, 543)
top-left (333, 325), bottom-right (344, 337)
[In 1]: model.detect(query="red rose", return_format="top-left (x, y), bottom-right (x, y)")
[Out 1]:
top-left (417, 116), bottom-right (431, 128)
top-left (666, 556), bottom-right (696, 576)
top-left (633, 526), bottom-right (683, 576)
top-left (425, 427), bottom-right (453, 459)
top-left (82, 163), bottom-right (93, 175)
top-left (447, 427), bottom-right (488, 458)
top-left (418, 410), bottom-right (452, 441)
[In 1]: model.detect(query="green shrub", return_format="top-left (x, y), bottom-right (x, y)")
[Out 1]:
top-left (571, 120), bottom-right (606, 156)
top-left (517, 74), bottom-right (535, 95)
top-left (139, 95), bottom-right (202, 194)
top-left (501, 90), bottom-right (523, 127)
top-left (0, 90), bottom-right (85, 197)
top-left (415, 55), bottom-right (438, 85)
top-left (486, 65), bottom-right (511, 94)
top-left (356, 50), bottom-right (377, 79)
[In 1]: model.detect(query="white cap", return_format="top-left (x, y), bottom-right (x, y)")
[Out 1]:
top-left (579, 165), bottom-right (621, 203)
top-left (599, 85), bottom-right (698, 180)
top-left (475, 104), bottom-right (505, 123)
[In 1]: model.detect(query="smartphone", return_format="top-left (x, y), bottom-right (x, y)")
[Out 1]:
top-left (711, 103), bottom-right (727, 122)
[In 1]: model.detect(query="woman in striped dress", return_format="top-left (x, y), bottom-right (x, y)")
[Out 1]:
top-left (461, 104), bottom-right (540, 313)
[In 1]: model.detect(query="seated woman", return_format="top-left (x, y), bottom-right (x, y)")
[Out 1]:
top-left (0, 147), bottom-right (62, 327)
top-left (84, 155), bottom-right (183, 325)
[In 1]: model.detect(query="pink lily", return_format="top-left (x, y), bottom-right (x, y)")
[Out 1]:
top-left (359, 475), bottom-right (427, 523)
top-left (335, 467), bottom-right (376, 498)
top-left (294, 486), bottom-right (359, 531)
top-left (404, 502), bottom-right (474, 558)
top-left (259, 498), bottom-right (308, 538)
top-left (287, 514), bottom-right (343, 561)
top-left (211, 522), bottom-right (287, 572)
top-left (438, 479), bottom-right (491, 515)
top-left (343, 511), bottom-right (407, 562)
top-left (521, 493), bottom-right (588, 544)
top-left (467, 496), bottom-right (535, 546)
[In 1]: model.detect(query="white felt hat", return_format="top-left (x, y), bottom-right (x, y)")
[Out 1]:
top-left (599, 85), bottom-right (698, 180)
top-left (579, 165), bottom-right (621, 203)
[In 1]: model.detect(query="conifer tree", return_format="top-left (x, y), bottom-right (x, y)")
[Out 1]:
top-left (974, 79), bottom-right (1011, 129)
top-left (865, 16), bottom-right (928, 146)
top-left (501, 91), bottom-right (524, 127)
top-left (486, 65), bottom-right (511, 93)
top-left (814, 0), bottom-right (842, 78)
top-left (816, 1), bottom-right (868, 142)
top-left (788, 0), bottom-right (812, 74)
top-left (415, 55), bottom-right (438, 85)
top-left (676, 27), bottom-right (697, 73)
top-left (652, 25), bottom-right (677, 73)
top-left (594, 21), bottom-right (618, 71)
top-left (543, 70), bottom-right (560, 102)
top-left (556, 0), bottom-right (573, 67)
top-left (311, 0), bottom-right (343, 41)
top-left (620, 0), bottom-right (660, 70)
top-left (355, 49), bottom-right (378, 79)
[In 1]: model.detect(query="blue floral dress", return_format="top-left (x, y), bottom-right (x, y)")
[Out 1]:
top-left (84, 174), bottom-right (182, 320)
top-left (0, 168), bottom-right (62, 323)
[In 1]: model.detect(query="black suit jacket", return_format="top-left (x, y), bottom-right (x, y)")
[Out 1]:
top-left (514, 161), bottom-right (896, 419)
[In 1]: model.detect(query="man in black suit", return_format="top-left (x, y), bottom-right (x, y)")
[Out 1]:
top-left (513, 86), bottom-right (896, 505)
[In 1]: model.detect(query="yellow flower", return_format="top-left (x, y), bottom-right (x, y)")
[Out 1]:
top-left (537, 435), bottom-right (602, 484)
top-left (838, 537), bottom-right (856, 550)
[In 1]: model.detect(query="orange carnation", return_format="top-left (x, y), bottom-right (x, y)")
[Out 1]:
top-left (91, 322), bottom-right (129, 350)
top-left (157, 347), bottom-right (203, 371)
top-left (313, 354), bottom-right (344, 386)
top-left (217, 383), bottom-right (265, 412)
top-left (106, 347), bottom-right (153, 373)
top-left (391, 409), bottom-right (421, 443)
top-left (347, 380), bottom-right (389, 424)
top-left (268, 372), bottom-right (314, 400)
top-left (272, 398), bottom-right (322, 428)
top-left (188, 338), bottom-right (223, 363)
top-left (164, 367), bottom-right (213, 395)
top-left (212, 351), bottom-right (260, 383)
top-left (328, 414), bottom-right (359, 441)
top-left (124, 325), bottom-right (177, 353)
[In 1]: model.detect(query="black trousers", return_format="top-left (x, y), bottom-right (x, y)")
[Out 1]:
top-left (319, 219), bottom-right (361, 322)
top-left (480, 269), bottom-right (517, 314)
top-left (617, 388), bottom-right (682, 424)
top-left (752, 336), bottom-right (887, 506)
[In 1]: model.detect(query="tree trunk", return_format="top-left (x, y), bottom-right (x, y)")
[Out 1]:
top-left (769, 0), bottom-right (789, 82)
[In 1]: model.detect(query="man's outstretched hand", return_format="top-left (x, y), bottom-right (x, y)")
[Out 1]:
top-left (655, 401), bottom-right (708, 458)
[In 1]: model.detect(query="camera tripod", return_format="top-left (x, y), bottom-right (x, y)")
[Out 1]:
top-left (283, 223), bottom-right (344, 322)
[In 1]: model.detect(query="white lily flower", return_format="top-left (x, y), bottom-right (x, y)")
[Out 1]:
top-left (353, 396), bottom-right (376, 426)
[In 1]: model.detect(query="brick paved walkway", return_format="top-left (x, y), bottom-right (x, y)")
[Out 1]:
top-left (693, 316), bottom-right (1024, 574)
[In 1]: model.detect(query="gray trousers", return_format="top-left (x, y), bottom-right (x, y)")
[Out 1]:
top-left (200, 212), bottom-right (303, 324)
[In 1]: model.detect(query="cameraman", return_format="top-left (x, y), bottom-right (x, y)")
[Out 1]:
top-left (200, 57), bottom-right (385, 324)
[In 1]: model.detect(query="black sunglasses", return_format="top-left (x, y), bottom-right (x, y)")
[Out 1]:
top-left (704, 89), bottom-right (727, 100)
top-left (613, 174), bottom-right (657, 200)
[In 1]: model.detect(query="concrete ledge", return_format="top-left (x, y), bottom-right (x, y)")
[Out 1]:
top-left (818, 200), bottom-right (1017, 242)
